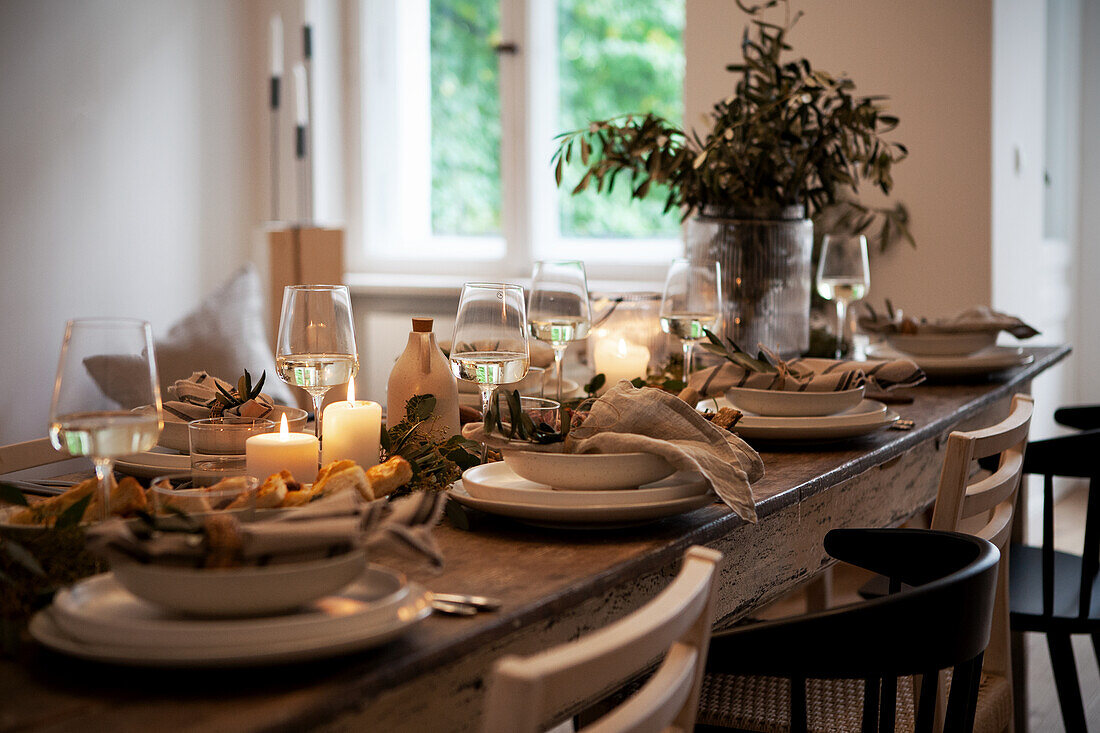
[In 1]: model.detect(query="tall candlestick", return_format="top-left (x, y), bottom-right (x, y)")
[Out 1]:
top-left (593, 337), bottom-right (650, 394)
top-left (292, 63), bottom-right (308, 128)
top-left (321, 381), bottom-right (382, 467)
top-left (246, 414), bottom-right (319, 483)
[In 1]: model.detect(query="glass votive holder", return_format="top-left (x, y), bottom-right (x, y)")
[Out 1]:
top-left (520, 396), bottom-right (561, 432)
top-left (150, 473), bottom-right (259, 519)
top-left (189, 417), bottom-right (275, 487)
top-left (588, 292), bottom-right (670, 382)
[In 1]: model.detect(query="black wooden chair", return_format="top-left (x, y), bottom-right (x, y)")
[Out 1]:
top-left (1009, 426), bottom-right (1100, 731)
top-left (697, 528), bottom-right (1001, 733)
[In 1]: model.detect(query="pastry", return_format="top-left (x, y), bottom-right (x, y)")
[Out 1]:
top-left (365, 457), bottom-right (413, 498)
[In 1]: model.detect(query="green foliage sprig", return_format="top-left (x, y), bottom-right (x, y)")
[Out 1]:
top-left (553, 0), bottom-right (912, 250)
top-left (381, 395), bottom-right (482, 495)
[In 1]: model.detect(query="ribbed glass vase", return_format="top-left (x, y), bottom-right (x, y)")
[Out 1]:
top-left (686, 206), bottom-right (812, 359)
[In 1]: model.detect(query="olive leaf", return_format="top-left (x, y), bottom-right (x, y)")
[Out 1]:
top-left (0, 537), bottom-right (46, 577)
top-left (55, 494), bottom-right (92, 530)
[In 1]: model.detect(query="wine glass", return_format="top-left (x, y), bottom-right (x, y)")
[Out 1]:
top-left (275, 285), bottom-right (358, 441)
top-left (659, 258), bottom-right (722, 382)
top-left (527, 260), bottom-right (591, 402)
top-left (49, 319), bottom-right (163, 521)
top-left (816, 234), bottom-right (870, 359)
top-left (449, 283), bottom-right (530, 419)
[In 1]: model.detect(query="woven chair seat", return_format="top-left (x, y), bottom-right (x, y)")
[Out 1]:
top-left (697, 669), bottom-right (1011, 733)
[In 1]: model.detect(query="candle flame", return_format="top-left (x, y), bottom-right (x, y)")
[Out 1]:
top-left (280, 413), bottom-right (289, 436)
top-left (346, 379), bottom-right (356, 403)
top-left (616, 338), bottom-right (629, 357)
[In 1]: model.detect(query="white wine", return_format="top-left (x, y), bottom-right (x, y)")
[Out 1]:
top-left (660, 314), bottom-right (718, 341)
top-left (528, 316), bottom-right (590, 344)
top-left (450, 351), bottom-right (530, 385)
top-left (50, 411), bottom-right (160, 458)
top-left (276, 353), bottom-right (358, 395)
top-left (817, 278), bottom-right (867, 303)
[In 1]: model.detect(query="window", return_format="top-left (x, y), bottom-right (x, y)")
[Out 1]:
top-left (358, 0), bottom-right (684, 278)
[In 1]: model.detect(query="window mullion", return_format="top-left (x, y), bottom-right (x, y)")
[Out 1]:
top-left (498, 0), bottom-right (528, 277)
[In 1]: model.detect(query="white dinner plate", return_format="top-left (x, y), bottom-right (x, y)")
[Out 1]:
top-left (115, 449), bottom-right (190, 478)
top-left (50, 565), bottom-right (410, 648)
top-left (462, 463), bottom-right (707, 507)
top-left (447, 481), bottom-right (714, 527)
top-left (727, 400), bottom-right (898, 441)
top-left (31, 577), bottom-right (431, 667)
top-left (867, 344), bottom-right (1034, 377)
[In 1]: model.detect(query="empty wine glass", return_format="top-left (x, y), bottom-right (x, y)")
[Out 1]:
top-left (816, 234), bottom-right (870, 359)
top-left (276, 285), bottom-right (358, 441)
top-left (660, 258), bottom-right (722, 382)
top-left (449, 283), bottom-right (530, 419)
top-left (49, 319), bottom-right (162, 520)
top-left (527, 260), bottom-right (591, 402)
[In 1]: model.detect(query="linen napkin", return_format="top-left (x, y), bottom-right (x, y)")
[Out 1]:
top-left (566, 382), bottom-right (763, 521)
top-left (85, 490), bottom-right (446, 568)
top-left (688, 355), bottom-right (925, 398)
top-left (858, 305), bottom-right (1040, 339)
top-left (163, 370), bottom-right (275, 421)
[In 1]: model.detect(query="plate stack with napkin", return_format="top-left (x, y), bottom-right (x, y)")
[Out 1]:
top-left (28, 492), bottom-right (445, 667)
top-left (682, 350), bottom-right (924, 442)
top-left (460, 381), bottom-right (764, 525)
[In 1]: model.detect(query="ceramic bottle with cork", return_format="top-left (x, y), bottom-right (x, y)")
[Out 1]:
top-left (387, 317), bottom-right (461, 437)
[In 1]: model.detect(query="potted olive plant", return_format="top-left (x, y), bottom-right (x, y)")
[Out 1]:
top-left (554, 0), bottom-right (911, 357)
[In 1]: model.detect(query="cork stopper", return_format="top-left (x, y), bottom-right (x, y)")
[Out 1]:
top-left (412, 317), bottom-right (434, 333)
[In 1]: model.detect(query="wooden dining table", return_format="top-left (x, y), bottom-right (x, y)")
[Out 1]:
top-left (0, 346), bottom-right (1069, 733)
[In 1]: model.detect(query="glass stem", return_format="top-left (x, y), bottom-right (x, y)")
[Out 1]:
top-left (682, 340), bottom-right (695, 383)
top-left (552, 344), bottom-right (567, 403)
top-left (312, 393), bottom-right (325, 441)
top-left (92, 458), bottom-right (115, 522)
top-left (835, 300), bottom-right (847, 360)
top-left (478, 384), bottom-right (495, 461)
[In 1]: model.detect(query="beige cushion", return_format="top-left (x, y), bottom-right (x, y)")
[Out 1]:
top-left (88, 265), bottom-right (296, 408)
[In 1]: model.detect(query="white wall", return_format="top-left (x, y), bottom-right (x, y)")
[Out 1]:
top-left (1077, 0), bottom-right (1100, 405)
top-left (0, 0), bottom-right (258, 444)
top-left (685, 0), bottom-right (994, 318)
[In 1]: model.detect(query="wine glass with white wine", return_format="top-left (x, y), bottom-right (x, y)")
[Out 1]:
top-left (49, 319), bottom-right (163, 521)
top-left (275, 285), bottom-right (358, 441)
top-left (527, 260), bottom-right (591, 402)
top-left (816, 233), bottom-right (870, 359)
top-left (660, 258), bottom-right (722, 383)
top-left (450, 283), bottom-right (530, 420)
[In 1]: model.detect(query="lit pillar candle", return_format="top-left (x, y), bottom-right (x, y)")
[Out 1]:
top-left (321, 380), bottom-right (382, 467)
top-left (246, 414), bottom-right (319, 483)
top-left (593, 338), bottom-right (651, 394)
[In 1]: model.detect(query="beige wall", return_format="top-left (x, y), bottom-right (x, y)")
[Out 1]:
top-left (685, 0), bottom-right (994, 318)
top-left (0, 0), bottom-right (259, 444)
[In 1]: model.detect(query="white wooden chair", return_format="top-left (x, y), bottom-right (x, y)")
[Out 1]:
top-left (927, 392), bottom-right (1033, 733)
top-left (0, 437), bottom-right (68, 475)
top-left (482, 545), bottom-right (723, 733)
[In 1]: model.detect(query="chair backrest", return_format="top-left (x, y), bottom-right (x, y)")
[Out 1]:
top-left (0, 437), bottom-right (68, 475)
top-left (1020, 426), bottom-right (1100, 618)
top-left (705, 529), bottom-right (1001, 733)
top-left (482, 545), bottom-right (722, 733)
top-left (930, 393), bottom-right (1033, 681)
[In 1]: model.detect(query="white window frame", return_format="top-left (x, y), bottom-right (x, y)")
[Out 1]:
top-left (344, 0), bottom-right (683, 284)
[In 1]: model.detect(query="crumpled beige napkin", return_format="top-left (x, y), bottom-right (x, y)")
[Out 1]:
top-left (163, 370), bottom-right (275, 421)
top-left (688, 356), bottom-right (925, 398)
top-left (858, 305), bottom-right (1040, 339)
top-left (85, 490), bottom-right (446, 567)
top-left (464, 382), bottom-right (764, 521)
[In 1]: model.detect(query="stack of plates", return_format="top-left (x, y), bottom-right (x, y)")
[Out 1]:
top-left (30, 566), bottom-right (431, 667)
top-left (448, 462), bottom-right (714, 527)
top-left (714, 390), bottom-right (899, 442)
top-left (868, 344), bottom-right (1033, 377)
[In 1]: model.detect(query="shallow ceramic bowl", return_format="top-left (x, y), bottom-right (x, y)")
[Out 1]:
top-left (502, 450), bottom-right (674, 491)
top-left (135, 405), bottom-right (308, 452)
top-left (725, 386), bottom-right (865, 417)
top-left (110, 551), bottom-right (367, 617)
top-left (885, 332), bottom-right (997, 357)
